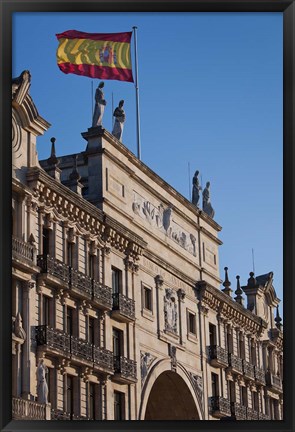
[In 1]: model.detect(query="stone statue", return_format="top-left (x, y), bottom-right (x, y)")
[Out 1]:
top-left (192, 170), bottom-right (202, 207)
top-left (92, 82), bottom-right (106, 127)
top-left (164, 288), bottom-right (178, 334)
top-left (14, 312), bottom-right (26, 340)
top-left (37, 359), bottom-right (48, 404)
top-left (112, 100), bottom-right (126, 141)
top-left (202, 181), bottom-right (215, 218)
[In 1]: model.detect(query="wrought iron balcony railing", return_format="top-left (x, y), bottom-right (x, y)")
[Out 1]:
top-left (265, 371), bottom-right (282, 392)
top-left (243, 360), bottom-right (255, 380)
top-left (93, 280), bottom-right (113, 310)
top-left (207, 345), bottom-right (228, 367)
top-left (209, 396), bottom-right (231, 418)
top-left (35, 326), bottom-right (114, 372)
top-left (112, 293), bottom-right (135, 321)
top-left (37, 255), bottom-right (69, 285)
top-left (258, 412), bottom-right (271, 420)
top-left (228, 353), bottom-right (243, 374)
top-left (37, 255), bottom-right (113, 310)
top-left (254, 366), bottom-right (266, 385)
top-left (12, 397), bottom-right (46, 420)
top-left (51, 409), bottom-right (71, 420)
top-left (12, 236), bottom-right (34, 262)
top-left (246, 407), bottom-right (259, 420)
top-left (114, 355), bottom-right (137, 382)
top-left (69, 268), bottom-right (92, 299)
top-left (231, 402), bottom-right (247, 420)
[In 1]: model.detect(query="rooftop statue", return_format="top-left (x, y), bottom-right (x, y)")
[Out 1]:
top-left (112, 99), bottom-right (126, 141)
top-left (202, 181), bottom-right (215, 218)
top-left (192, 170), bottom-right (202, 207)
top-left (92, 81), bottom-right (106, 127)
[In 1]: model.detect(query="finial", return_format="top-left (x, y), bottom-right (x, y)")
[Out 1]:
top-left (247, 271), bottom-right (256, 287)
top-left (234, 275), bottom-right (244, 305)
top-left (48, 137), bottom-right (58, 166)
top-left (222, 267), bottom-right (232, 296)
top-left (275, 305), bottom-right (282, 330)
top-left (69, 155), bottom-right (81, 181)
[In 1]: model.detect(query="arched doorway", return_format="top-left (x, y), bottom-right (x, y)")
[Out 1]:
top-left (144, 370), bottom-right (200, 420)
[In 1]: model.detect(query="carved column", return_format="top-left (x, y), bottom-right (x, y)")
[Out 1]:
top-left (21, 280), bottom-right (35, 399)
top-left (155, 275), bottom-right (164, 338)
top-left (177, 289), bottom-right (186, 345)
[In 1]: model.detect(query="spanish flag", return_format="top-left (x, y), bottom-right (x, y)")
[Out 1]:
top-left (56, 30), bottom-right (133, 82)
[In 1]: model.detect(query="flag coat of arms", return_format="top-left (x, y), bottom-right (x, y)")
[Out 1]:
top-left (56, 30), bottom-right (133, 82)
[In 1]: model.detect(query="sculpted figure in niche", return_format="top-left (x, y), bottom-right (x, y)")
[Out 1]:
top-left (112, 100), bottom-right (126, 141)
top-left (92, 81), bottom-right (106, 127)
top-left (37, 359), bottom-right (48, 404)
top-left (202, 181), bottom-right (215, 218)
top-left (164, 288), bottom-right (178, 334)
top-left (140, 352), bottom-right (153, 382)
top-left (192, 170), bottom-right (202, 207)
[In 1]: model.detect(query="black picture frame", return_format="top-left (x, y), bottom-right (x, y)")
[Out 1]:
top-left (1, 1), bottom-right (294, 432)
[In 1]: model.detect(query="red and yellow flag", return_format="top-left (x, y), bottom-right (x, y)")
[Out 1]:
top-left (56, 30), bottom-right (133, 82)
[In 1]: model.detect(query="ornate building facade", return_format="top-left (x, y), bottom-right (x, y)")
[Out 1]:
top-left (12, 71), bottom-right (283, 421)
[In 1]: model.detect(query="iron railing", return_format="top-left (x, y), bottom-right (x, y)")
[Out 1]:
top-left (265, 371), bottom-right (282, 391)
top-left (207, 345), bottom-right (228, 367)
top-left (12, 236), bottom-right (34, 262)
top-left (70, 268), bottom-right (92, 299)
top-left (243, 360), bottom-right (255, 379)
top-left (35, 325), bottom-right (114, 372)
top-left (112, 293), bottom-right (135, 321)
top-left (209, 396), bottom-right (231, 418)
top-left (93, 281), bottom-right (112, 309)
top-left (114, 355), bottom-right (137, 381)
top-left (228, 353), bottom-right (243, 374)
top-left (254, 366), bottom-right (266, 385)
top-left (37, 255), bottom-right (69, 284)
top-left (246, 407), bottom-right (259, 420)
top-left (231, 402), bottom-right (247, 420)
top-left (258, 412), bottom-right (271, 420)
top-left (51, 409), bottom-right (71, 420)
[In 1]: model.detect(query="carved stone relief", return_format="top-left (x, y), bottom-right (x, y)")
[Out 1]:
top-left (140, 351), bottom-right (156, 386)
top-left (132, 192), bottom-right (197, 256)
top-left (164, 288), bottom-right (178, 334)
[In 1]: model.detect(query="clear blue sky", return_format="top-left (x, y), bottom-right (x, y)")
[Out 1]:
top-left (12, 12), bottom-right (283, 310)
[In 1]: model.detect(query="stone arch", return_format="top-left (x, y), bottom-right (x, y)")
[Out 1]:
top-left (139, 359), bottom-right (203, 420)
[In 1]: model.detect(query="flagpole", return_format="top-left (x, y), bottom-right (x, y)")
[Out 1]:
top-left (133, 26), bottom-right (141, 160)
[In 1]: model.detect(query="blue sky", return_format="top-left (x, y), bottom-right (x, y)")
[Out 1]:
top-left (13, 12), bottom-right (283, 310)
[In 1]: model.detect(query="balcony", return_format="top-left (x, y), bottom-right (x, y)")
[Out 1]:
top-left (254, 366), bottom-right (266, 385)
top-left (35, 326), bottom-right (114, 373)
top-left (12, 236), bottom-right (34, 262)
top-left (243, 360), bottom-right (255, 380)
top-left (246, 407), bottom-right (259, 420)
top-left (12, 397), bottom-right (48, 420)
top-left (111, 293), bottom-right (135, 322)
top-left (113, 355), bottom-right (137, 384)
top-left (37, 255), bottom-right (69, 287)
top-left (266, 371), bottom-right (283, 393)
top-left (231, 402), bottom-right (247, 420)
top-left (228, 353), bottom-right (243, 374)
top-left (93, 280), bottom-right (112, 310)
top-left (209, 396), bottom-right (231, 418)
top-left (69, 268), bottom-right (92, 300)
top-left (208, 345), bottom-right (228, 368)
top-left (51, 409), bottom-right (71, 420)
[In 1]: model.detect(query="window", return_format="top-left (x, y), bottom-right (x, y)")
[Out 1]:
top-left (188, 312), bottom-right (196, 335)
top-left (88, 254), bottom-right (95, 279)
top-left (65, 307), bottom-right (74, 336)
top-left (241, 386), bottom-right (248, 406)
top-left (88, 317), bottom-right (95, 345)
top-left (211, 373), bottom-right (219, 397)
top-left (114, 391), bottom-right (125, 420)
top-left (42, 296), bottom-right (51, 326)
top-left (89, 382), bottom-right (96, 420)
top-left (252, 391), bottom-right (259, 412)
top-left (67, 242), bottom-right (75, 267)
top-left (251, 343), bottom-right (257, 366)
top-left (42, 227), bottom-right (50, 256)
top-left (227, 328), bottom-right (233, 354)
top-left (209, 323), bottom-right (217, 346)
top-left (113, 328), bottom-right (123, 357)
top-left (66, 375), bottom-right (74, 416)
top-left (143, 286), bottom-right (152, 311)
top-left (239, 334), bottom-right (245, 360)
top-left (112, 267), bottom-right (122, 294)
top-left (228, 380), bottom-right (236, 403)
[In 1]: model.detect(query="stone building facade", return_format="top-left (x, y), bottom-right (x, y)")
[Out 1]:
top-left (12, 71), bottom-right (283, 421)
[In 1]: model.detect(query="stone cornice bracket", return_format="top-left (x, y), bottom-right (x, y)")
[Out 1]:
top-left (24, 280), bottom-right (35, 291)
top-left (154, 274), bottom-right (164, 288)
top-left (177, 289), bottom-right (186, 302)
top-left (198, 303), bottom-right (209, 316)
top-left (57, 359), bottom-right (68, 375)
